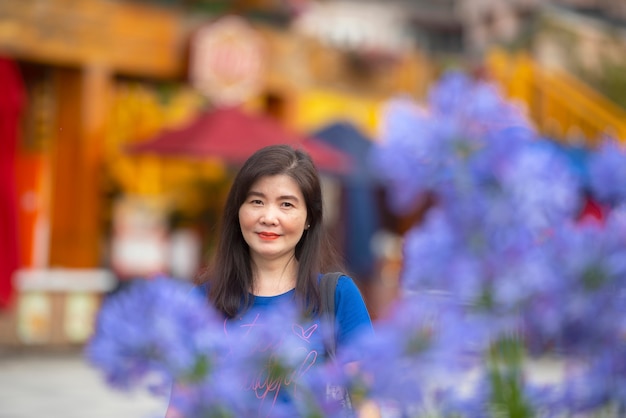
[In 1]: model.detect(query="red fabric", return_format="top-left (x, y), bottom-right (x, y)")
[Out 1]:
top-left (127, 106), bottom-right (352, 173)
top-left (0, 57), bottom-right (25, 309)
top-left (577, 195), bottom-right (605, 225)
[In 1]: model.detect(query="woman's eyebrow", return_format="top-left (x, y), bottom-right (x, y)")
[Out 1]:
top-left (279, 194), bottom-right (299, 202)
top-left (247, 191), bottom-right (265, 198)
top-left (247, 190), bottom-right (299, 202)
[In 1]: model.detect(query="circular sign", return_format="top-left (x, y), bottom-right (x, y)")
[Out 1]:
top-left (189, 16), bottom-right (265, 106)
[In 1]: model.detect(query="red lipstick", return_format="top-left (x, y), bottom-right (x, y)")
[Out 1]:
top-left (258, 232), bottom-right (280, 240)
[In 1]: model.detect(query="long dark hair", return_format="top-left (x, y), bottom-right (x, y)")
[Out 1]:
top-left (205, 144), bottom-right (342, 318)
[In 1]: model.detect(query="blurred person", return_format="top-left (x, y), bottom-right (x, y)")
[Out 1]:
top-left (166, 144), bottom-right (374, 418)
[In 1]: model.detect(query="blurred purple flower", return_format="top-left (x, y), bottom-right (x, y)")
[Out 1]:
top-left (370, 69), bottom-right (626, 416)
top-left (588, 137), bottom-right (626, 205)
top-left (87, 277), bottom-right (351, 417)
top-left (333, 293), bottom-right (491, 415)
top-left (86, 277), bottom-right (226, 394)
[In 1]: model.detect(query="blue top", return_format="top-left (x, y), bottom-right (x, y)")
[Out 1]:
top-left (190, 274), bottom-right (373, 416)
top-left (195, 274), bottom-right (373, 353)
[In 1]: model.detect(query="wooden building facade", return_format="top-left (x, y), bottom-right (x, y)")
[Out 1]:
top-left (0, 0), bottom-right (430, 347)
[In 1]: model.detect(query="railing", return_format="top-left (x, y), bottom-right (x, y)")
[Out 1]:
top-left (486, 48), bottom-right (626, 146)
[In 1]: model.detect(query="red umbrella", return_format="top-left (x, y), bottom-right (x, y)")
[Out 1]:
top-left (127, 106), bottom-right (352, 174)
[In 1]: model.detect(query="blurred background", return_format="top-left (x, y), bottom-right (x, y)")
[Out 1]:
top-left (1, 0), bottom-right (626, 416)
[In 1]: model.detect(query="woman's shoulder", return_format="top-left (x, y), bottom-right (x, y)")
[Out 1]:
top-left (318, 272), bottom-right (361, 296)
top-left (320, 272), bottom-right (373, 344)
top-left (317, 271), bottom-right (350, 281)
top-left (335, 274), bottom-right (364, 300)
top-left (318, 271), bottom-right (355, 282)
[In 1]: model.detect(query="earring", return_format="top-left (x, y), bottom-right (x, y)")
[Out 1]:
top-left (306, 224), bottom-right (311, 229)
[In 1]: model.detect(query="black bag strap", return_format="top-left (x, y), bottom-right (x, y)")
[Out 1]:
top-left (320, 272), bottom-right (342, 359)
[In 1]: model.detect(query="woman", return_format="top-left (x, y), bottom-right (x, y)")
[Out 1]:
top-left (170, 144), bottom-right (373, 417)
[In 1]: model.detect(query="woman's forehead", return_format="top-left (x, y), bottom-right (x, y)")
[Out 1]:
top-left (248, 174), bottom-right (304, 196)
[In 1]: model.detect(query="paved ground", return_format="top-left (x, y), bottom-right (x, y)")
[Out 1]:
top-left (0, 350), bottom-right (167, 418)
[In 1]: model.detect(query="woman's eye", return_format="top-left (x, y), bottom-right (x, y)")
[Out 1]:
top-left (251, 199), bottom-right (263, 205)
top-left (282, 202), bottom-right (293, 208)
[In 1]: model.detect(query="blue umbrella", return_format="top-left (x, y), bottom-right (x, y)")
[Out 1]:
top-left (312, 121), bottom-right (380, 185)
top-left (312, 121), bottom-right (382, 281)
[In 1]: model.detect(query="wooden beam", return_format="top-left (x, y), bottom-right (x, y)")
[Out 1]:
top-left (49, 65), bottom-right (111, 267)
top-left (0, 0), bottom-right (186, 78)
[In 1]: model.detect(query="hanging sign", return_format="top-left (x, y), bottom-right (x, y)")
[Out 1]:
top-left (189, 15), bottom-right (266, 106)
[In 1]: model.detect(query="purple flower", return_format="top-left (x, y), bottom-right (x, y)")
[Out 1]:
top-left (372, 98), bottom-right (445, 214)
top-left (331, 293), bottom-right (491, 415)
top-left (86, 277), bottom-right (226, 393)
top-left (499, 141), bottom-right (580, 230)
top-left (588, 137), bottom-right (626, 205)
top-left (87, 278), bottom-right (345, 417)
top-left (370, 69), bottom-right (626, 416)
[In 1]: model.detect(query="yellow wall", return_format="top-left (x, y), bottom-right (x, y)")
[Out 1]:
top-left (292, 88), bottom-right (383, 139)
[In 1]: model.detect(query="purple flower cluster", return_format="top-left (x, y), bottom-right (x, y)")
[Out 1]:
top-left (85, 277), bottom-right (256, 416)
top-left (86, 278), bottom-right (357, 418)
top-left (368, 71), bottom-right (626, 416)
top-left (86, 277), bottom-right (225, 392)
top-left (336, 292), bottom-right (492, 414)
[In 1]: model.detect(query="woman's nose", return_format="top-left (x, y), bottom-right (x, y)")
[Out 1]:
top-left (260, 206), bottom-right (279, 225)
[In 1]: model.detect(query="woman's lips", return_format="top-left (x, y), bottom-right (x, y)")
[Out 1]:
top-left (258, 232), bottom-right (280, 240)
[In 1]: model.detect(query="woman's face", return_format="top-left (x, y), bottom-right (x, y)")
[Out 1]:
top-left (238, 174), bottom-right (308, 263)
